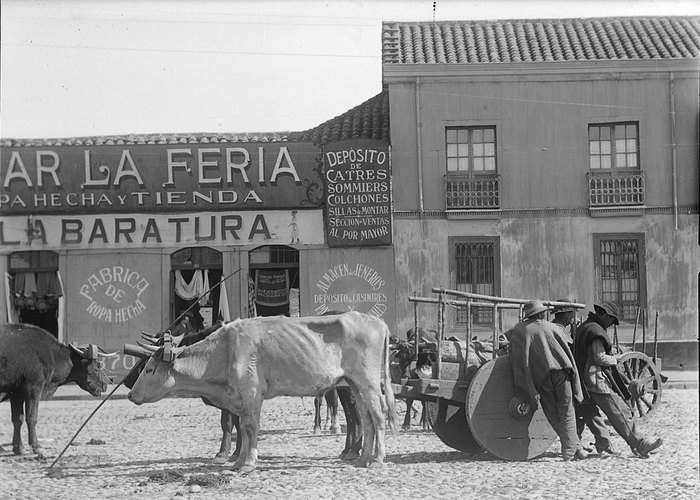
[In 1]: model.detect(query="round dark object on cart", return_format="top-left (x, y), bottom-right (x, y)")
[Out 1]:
top-left (465, 355), bottom-right (557, 461)
top-left (425, 399), bottom-right (482, 453)
top-left (617, 351), bottom-right (663, 420)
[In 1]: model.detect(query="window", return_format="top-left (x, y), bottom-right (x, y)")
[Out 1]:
top-left (8, 251), bottom-right (62, 337)
top-left (589, 123), bottom-right (639, 170)
top-left (594, 234), bottom-right (646, 322)
top-left (450, 237), bottom-right (500, 325)
top-left (446, 127), bottom-right (496, 173)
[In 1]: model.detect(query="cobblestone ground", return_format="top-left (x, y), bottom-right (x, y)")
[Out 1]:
top-left (1, 389), bottom-right (698, 500)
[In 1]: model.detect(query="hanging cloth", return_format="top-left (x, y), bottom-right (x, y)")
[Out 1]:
top-left (24, 272), bottom-right (37, 295)
top-left (36, 271), bottom-right (64, 298)
top-left (5, 272), bottom-right (19, 323)
top-left (174, 270), bottom-right (207, 300)
top-left (255, 269), bottom-right (290, 307)
top-left (218, 280), bottom-right (231, 322)
top-left (198, 270), bottom-right (210, 306)
top-left (247, 275), bottom-right (257, 318)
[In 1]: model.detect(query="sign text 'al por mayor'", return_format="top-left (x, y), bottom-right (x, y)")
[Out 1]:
top-left (324, 140), bottom-right (391, 247)
top-left (0, 143), bottom-right (324, 215)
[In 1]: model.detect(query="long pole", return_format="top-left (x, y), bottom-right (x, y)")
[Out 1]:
top-left (653, 311), bottom-right (659, 360)
top-left (632, 306), bottom-right (641, 352)
top-left (49, 381), bottom-right (124, 468)
top-left (49, 268), bottom-right (241, 468)
top-left (168, 268), bottom-right (240, 332)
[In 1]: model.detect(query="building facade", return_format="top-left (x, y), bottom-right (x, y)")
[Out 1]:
top-left (1, 93), bottom-right (396, 376)
top-left (382, 16), bottom-right (699, 368)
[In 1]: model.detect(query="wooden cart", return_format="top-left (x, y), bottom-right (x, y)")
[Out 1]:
top-left (390, 288), bottom-right (663, 460)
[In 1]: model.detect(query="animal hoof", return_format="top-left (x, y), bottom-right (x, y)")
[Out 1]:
top-left (401, 424), bottom-right (410, 431)
top-left (368, 460), bottom-right (385, 469)
top-left (13, 446), bottom-right (24, 456)
top-left (330, 425), bottom-right (341, 435)
top-left (211, 454), bottom-right (228, 465)
top-left (313, 428), bottom-right (322, 435)
top-left (239, 464), bottom-right (256, 474)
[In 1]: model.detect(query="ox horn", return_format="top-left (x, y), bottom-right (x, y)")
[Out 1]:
top-left (140, 333), bottom-right (159, 345)
top-left (136, 341), bottom-right (160, 352)
top-left (97, 346), bottom-right (119, 357)
top-left (123, 343), bottom-right (155, 359)
top-left (141, 331), bottom-right (160, 340)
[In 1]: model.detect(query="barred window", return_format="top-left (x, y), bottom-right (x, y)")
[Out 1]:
top-left (446, 126), bottom-right (496, 173)
top-left (589, 123), bottom-right (639, 170)
top-left (450, 238), bottom-right (499, 325)
top-left (595, 234), bottom-right (646, 321)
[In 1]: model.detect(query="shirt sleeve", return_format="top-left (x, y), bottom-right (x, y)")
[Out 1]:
top-left (590, 338), bottom-right (617, 367)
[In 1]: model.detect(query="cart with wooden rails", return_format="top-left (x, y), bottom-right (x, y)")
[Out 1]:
top-left (390, 288), bottom-right (664, 461)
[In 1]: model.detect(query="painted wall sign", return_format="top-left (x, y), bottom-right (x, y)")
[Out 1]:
top-left (79, 265), bottom-right (150, 323)
top-left (324, 139), bottom-right (392, 247)
top-left (0, 142), bottom-right (324, 215)
top-left (0, 210), bottom-right (324, 250)
top-left (313, 262), bottom-right (389, 317)
top-left (303, 247), bottom-right (397, 335)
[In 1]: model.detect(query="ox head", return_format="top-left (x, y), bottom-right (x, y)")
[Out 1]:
top-left (68, 343), bottom-right (117, 396)
top-left (125, 332), bottom-right (186, 405)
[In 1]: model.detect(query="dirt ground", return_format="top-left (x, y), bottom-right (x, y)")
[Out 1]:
top-left (1, 389), bottom-right (698, 500)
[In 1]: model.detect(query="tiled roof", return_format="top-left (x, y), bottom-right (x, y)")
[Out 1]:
top-left (382, 16), bottom-right (700, 64)
top-left (290, 90), bottom-right (390, 145)
top-left (1, 91), bottom-right (390, 147)
top-left (1, 131), bottom-right (297, 148)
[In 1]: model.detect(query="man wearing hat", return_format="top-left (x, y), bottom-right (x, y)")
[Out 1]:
top-left (507, 300), bottom-right (587, 461)
top-left (552, 299), bottom-right (612, 455)
top-left (574, 301), bottom-right (663, 458)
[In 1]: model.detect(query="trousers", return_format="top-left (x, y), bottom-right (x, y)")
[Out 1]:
top-left (589, 391), bottom-right (640, 450)
top-left (576, 399), bottom-right (611, 451)
top-left (538, 369), bottom-right (580, 458)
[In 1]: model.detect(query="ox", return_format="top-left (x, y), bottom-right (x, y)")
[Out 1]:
top-left (128, 312), bottom-right (396, 471)
top-left (0, 323), bottom-right (114, 458)
top-left (124, 318), bottom-right (241, 464)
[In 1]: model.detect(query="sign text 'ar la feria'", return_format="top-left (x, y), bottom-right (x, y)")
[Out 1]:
top-left (0, 143), bottom-right (324, 215)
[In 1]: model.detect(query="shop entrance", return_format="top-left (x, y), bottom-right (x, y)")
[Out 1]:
top-left (170, 247), bottom-right (222, 329)
top-left (248, 245), bottom-right (299, 317)
top-left (6, 251), bottom-right (62, 338)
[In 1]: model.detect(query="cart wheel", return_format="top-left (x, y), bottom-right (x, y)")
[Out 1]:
top-left (465, 355), bottom-right (557, 461)
top-left (425, 400), bottom-right (482, 453)
top-left (617, 352), bottom-right (663, 420)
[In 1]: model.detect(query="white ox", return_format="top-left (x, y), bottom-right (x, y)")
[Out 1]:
top-left (128, 312), bottom-right (396, 471)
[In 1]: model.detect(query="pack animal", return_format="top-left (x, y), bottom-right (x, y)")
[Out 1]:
top-left (124, 317), bottom-right (241, 464)
top-left (0, 323), bottom-right (114, 458)
top-left (390, 335), bottom-right (437, 430)
top-left (128, 312), bottom-right (396, 471)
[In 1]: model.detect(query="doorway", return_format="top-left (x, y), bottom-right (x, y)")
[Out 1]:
top-left (248, 245), bottom-right (299, 317)
top-left (170, 247), bottom-right (223, 328)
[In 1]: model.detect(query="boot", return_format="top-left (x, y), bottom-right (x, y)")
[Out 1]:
top-left (636, 437), bottom-right (663, 458)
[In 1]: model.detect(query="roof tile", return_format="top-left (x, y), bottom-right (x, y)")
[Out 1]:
top-left (382, 16), bottom-right (700, 64)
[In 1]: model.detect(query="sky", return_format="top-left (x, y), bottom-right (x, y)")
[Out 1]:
top-left (2, 0), bottom-right (699, 139)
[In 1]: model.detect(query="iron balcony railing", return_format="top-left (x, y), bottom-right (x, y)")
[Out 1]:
top-left (587, 171), bottom-right (645, 207)
top-left (445, 173), bottom-right (501, 209)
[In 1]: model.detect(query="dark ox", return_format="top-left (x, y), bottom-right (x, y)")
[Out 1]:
top-left (0, 323), bottom-right (113, 458)
top-left (123, 317), bottom-right (241, 464)
top-left (128, 312), bottom-right (396, 471)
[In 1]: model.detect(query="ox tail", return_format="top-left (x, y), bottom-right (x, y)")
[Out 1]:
top-left (382, 323), bottom-right (397, 431)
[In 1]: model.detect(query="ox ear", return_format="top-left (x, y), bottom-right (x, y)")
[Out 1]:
top-left (69, 343), bottom-right (89, 358)
top-left (171, 332), bottom-right (185, 347)
top-left (69, 343), bottom-right (100, 359)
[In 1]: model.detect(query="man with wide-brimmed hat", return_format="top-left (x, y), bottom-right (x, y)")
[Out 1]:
top-left (507, 300), bottom-right (587, 461)
top-left (552, 299), bottom-right (611, 454)
top-left (574, 301), bottom-right (662, 458)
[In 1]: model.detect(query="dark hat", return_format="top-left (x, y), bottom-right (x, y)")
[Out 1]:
top-left (594, 301), bottom-right (621, 324)
top-left (552, 298), bottom-right (577, 314)
top-left (523, 300), bottom-right (550, 319)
